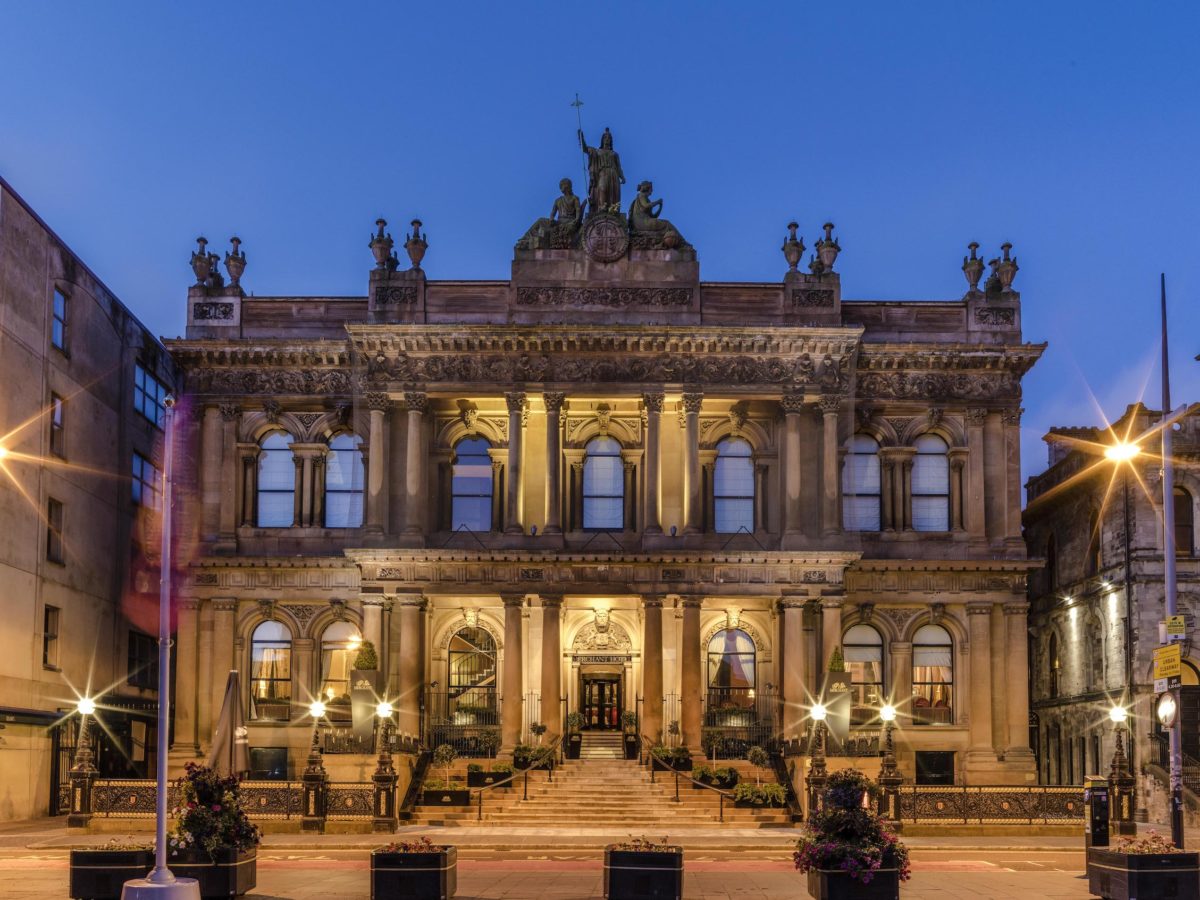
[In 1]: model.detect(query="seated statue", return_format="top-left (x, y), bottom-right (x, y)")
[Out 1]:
top-left (627, 180), bottom-right (689, 250)
top-left (516, 178), bottom-right (583, 250)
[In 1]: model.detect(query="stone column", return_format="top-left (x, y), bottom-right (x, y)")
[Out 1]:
top-left (171, 600), bottom-right (200, 754)
top-left (312, 453), bottom-right (327, 528)
top-left (682, 393), bottom-right (703, 534)
top-left (966, 602), bottom-right (994, 755)
top-left (362, 598), bottom-right (386, 671)
top-left (623, 459), bottom-right (638, 531)
top-left (364, 393), bottom-right (390, 534)
top-left (197, 602), bottom-right (215, 745)
top-left (217, 405), bottom-right (240, 544)
top-left (1002, 409), bottom-right (1024, 542)
top-left (642, 393), bottom-right (664, 534)
top-left (1004, 602), bottom-right (1034, 758)
top-left (237, 444), bottom-right (259, 527)
top-left (200, 407), bottom-right (222, 540)
top-left (540, 596), bottom-right (563, 736)
top-left (490, 457), bottom-right (504, 532)
top-left (642, 597), bottom-right (664, 741)
top-left (292, 638), bottom-right (314, 714)
top-left (781, 597), bottom-right (806, 740)
top-left (890, 641), bottom-right (913, 726)
top-left (819, 395), bottom-right (842, 536)
top-left (210, 599), bottom-right (237, 733)
top-left (501, 594), bottom-right (525, 750)
top-left (504, 393), bottom-right (526, 534)
top-left (880, 452), bottom-right (895, 532)
top-left (965, 408), bottom-right (987, 539)
top-left (820, 596), bottom-right (843, 676)
top-left (948, 449), bottom-right (967, 532)
top-left (901, 455), bottom-right (915, 531)
top-left (395, 595), bottom-right (425, 737)
top-left (543, 392), bottom-right (565, 534)
top-left (291, 454), bottom-right (304, 526)
top-left (754, 464), bottom-right (768, 532)
top-left (782, 394), bottom-right (804, 534)
top-left (680, 596), bottom-right (703, 747)
top-left (404, 391), bottom-right (427, 535)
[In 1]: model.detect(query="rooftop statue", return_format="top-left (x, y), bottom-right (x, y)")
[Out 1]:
top-left (578, 127), bottom-right (625, 214)
top-left (628, 181), bottom-right (689, 250)
top-left (516, 178), bottom-right (584, 250)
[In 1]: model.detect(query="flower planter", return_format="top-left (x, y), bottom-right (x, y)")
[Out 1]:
top-left (734, 796), bottom-right (783, 808)
top-left (466, 771), bottom-right (512, 788)
top-left (69, 848), bottom-right (153, 900)
top-left (807, 866), bottom-right (900, 900)
top-left (623, 733), bottom-right (639, 760)
top-left (565, 734), bottom-right (583, 759)
top-left (651, 756), bottom-right (691, 772)
top-left (692, 775), bottom-right (738, 790)
top-left (371, 846), bottom-right (457, 900)
top-left (513, 759), bottom-right (551, 771)
top-left (420, 789), bottom-right (472, 807)
top-left (169, 848), bottom-right (257, 899)
top-left (603, 846), bottom-right (683, 899)
top-left (1087, 847), bottom-right (1200, 900)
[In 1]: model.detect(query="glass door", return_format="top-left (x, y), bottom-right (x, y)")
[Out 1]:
top-left (582, 677), bottom-right (623, 729)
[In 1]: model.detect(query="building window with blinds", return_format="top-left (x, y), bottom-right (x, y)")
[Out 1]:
top-left (844, 624), bottom-right (884, 725)
top-left (911, 624), bottom-right (953, 724)
top-left (582, 436), bottom-right (624, 530)
top-left (912, 434), bottom-right (950, 531)
top-left (319, 621), bottom-right (361, 722)
top-left (707, 628), bottom-right (756, 711)
top-left (451, 437), bottom-right (494, 532)
top-left (249, 620), bottom-right (292, 721)
top-left (256, 432), bottom-right (296, 527)
top-left (713, 438), bottom-right (754, 533)
top-left (324, 433), bottom-right (364, 527)
top-left (843, 434), bottom-right (881, 531)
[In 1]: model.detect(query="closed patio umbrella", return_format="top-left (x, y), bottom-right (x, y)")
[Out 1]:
top-left (207, 669), bottom-right (251, 776)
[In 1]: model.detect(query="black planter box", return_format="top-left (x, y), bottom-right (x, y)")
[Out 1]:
top-left (807, 867), bottom-right (900, 900)
top-left (623, 734), bottom-right (639, 760)
top-left (651, 756), bottom-right (691, 772)
top-left (420, 789), bottom-right (472, 806)
top-left (692, 774), bottom-right (738, 790)
top-left (513, 759), bottom-right (551, 771)
top-left (70, 848), bottom-right (153, 899)
top-left (1087, 847), bottom-right (1200, 900)
top-left (734, 796), bottom-right (784, 808)
top-left (372, 847), bottom-right (457, 899)
top-left (604, 847), bottom-right (683, 899)
top-left (467, 771), bottom-right (513, 788)
top-left (169, 848), bottom-right (257, 899)
top-left (566, 734), bottom-right (583, 759)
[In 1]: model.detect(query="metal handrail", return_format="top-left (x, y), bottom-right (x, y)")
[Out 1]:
top-left (639, 733), bottom-right (733, 822)
top-left (398, 749), bottom-right (432, 820)
top-left (474, 733), bottom-right (561, 820)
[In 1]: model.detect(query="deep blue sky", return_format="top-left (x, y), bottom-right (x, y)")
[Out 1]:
top-left (4, 2), bottom-right (1199, 485)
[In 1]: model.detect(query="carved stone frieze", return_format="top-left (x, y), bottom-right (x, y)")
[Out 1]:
top-left (280, 603), bottom-right (321, 629)
top-left (193, 301), bottom-right (235, 321)
top-left (193, 368), bottom-right (354, 396)
top-left (856, 372), bottom-right (1020, 402)
top-left (790, 288), bottom-right (835, 308)
top-left (515, 286), bottom-right (692, 308)
top-left (572, 620), bottom-right (633, 652)
top-left (365, 392), bottom-right (391, 412)
top-left (373, 285), bottom-right (417, 305)
top-left (403, 391), bottom-right (428, 414)
top-left (974, 306), bottom-right (1016, 326)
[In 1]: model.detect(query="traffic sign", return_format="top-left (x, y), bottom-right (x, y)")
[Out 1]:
top-left (1154, 644), bottom-right (1183, 689)
top-left (1167, 615), bottom-right (1187, 641)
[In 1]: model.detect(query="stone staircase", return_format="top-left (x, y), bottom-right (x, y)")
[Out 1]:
top-left (580, 731), bottom-right (624, 759)
top-left (411, 756), bottom-right (794, 829)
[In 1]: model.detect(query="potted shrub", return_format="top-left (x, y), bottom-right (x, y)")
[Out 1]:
top-left (69, 839), bottom-right (152, 900)
top-left (372, 835), bottom-right (457, 900)
top-left (747, 745), bottom-right (770, 784)
top-left (794, 769), bottom-right (910, 900)
top-left (604, 836), bottom-right (683, 900)
top-left (513, 743), bottom-right (550, 770)
top-left (565, 712), bottom-right (584, 759)
top-left (650, 745), bottom-right (692, 771)
top-left (621, 711), bottom-right (640, 759)
top-left (167, 763), bottom-right (261, 898)
top-left (1088, 830), bottom-right (1200, 900)
top-left (422, 745), bottom-right (470, 806)
top-left (350, 640), bottom-right (381, 744)
top-left (692, 765), bottom-right (739, 790)
top-left (479, 728), bottom-right (502, 759)
top-left (732, 782), bottom-right (786, 808)
top-left (466, 762), bottom-right (514, 788)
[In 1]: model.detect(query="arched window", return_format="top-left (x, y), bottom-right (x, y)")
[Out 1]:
top-left (843, 434), bottom-right (881, 531)
top-left (249, 620), bottom-right (292, 721)
top-left (447, 626), bottom-right (498, 720)
top-left (583, 436), bottom-right (624, 530)
top-left (319, 621), bottom-right (362, 722)
top-left (1046, 534), bottom-right (1059, 592)
top-left (707, 628), bottom-right (756, 710)
top-left (911, 624), bottom-right (953, 724)
top-left (324, 434), bottom-right (364, 527)
top-left (714, 438), bottom-right (754, 533)
top-left (1085, 510), bottom-right (1102, 576)
top-left (1088, 623), bottom-right (1104, 692)
top-left (451, 437), bottom-right (493, 532)
top-left (257, 431), bottom-right (296, 527)
top-left (1175, 488), bottom-right (1194, 556)
top-left (912, 435), bottom-right (949, 531)
top-left (844, 624), bottom-right (884, 725)
top-left (1048, 632), bottom-right (1061, 699)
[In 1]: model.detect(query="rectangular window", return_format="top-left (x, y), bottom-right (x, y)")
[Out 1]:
top-left (127, 630), bottom-right (158, 689)
top-left (132, 452), bottom-right (161, 509)
top-left (46, 497), bottom-right (64, 563)
top-left (43, 605), bottom-right (60, 668)
top-left (49, 393), bottom-right (65, 457)
top-left (51, 289), bottom-right (67, 350)
top-left (133, 364), bottom-right (168, 427)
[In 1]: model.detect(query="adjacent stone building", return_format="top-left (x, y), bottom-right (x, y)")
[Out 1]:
top-left (1025, 403), bottom-right (1200, 809)
top-left (0, 177), bottom-right (177, 820)
top-left (164, 136), bottom-right (1043, 788)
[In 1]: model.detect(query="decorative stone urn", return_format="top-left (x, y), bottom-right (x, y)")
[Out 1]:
top-left (225, 236), bottom-right (247, 288)
top-left (781, 221), bottom-right (805, 271)
top-left (995, 242), bottom-right (1019, 292)
top-left (405, 219), bottom-right (428, 269)
top-left (369, 218), bottom-right (394, 269)
top-left (961, 241), bottom-right (984, 293)
top-left (190, 236), bottom-right (212, 284)
top-left (815, 222), bottom-right (841, 272)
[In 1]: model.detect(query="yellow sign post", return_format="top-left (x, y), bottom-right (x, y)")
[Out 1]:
top-left (1154, 643), bottom-right (1182, 681)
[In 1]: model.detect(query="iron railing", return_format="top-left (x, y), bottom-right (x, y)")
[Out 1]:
top-left (896, 785), bottom-right (1083, 824)
top-left (425, 689), bottom-right (501, 757)
top-left (702, 689), bottom-right (780, 757)
top-left (91, 779), bottom-right (309, 820)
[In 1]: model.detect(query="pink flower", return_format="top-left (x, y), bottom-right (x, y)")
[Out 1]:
top-left (211, 804), bottom-right (221, 812)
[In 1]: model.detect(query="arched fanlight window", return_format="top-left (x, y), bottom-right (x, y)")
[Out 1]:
top-left (583, 436), bottom-right (624, 530)
top-left (1175, 488), bottom-right (1194, 557)
top-left (447, 626), bottom-right (498, 719)
top-left (912, 434), bottom-right (950, 531)
top-left (319, 620), bottom-right (362, 722)
top-left (1048, 632), bottom-right (1061, 699)
top-left (844, 624), bottom-right (884, 725)
top-left (911, 624), bottom-right (953, 724)
top-left (707, 628), bottom-right (756, 710)
top-left (257, 432), bottom-right (296, 527)
top-left (325, 434), bottom-right (364, 527)
top-left (843, 434), bottom-right (881, 531)
top-left (714, 438), bottom-right (754, 533)
top-left (451, 437), bottom-right (493, 532)
top-left (249, 620), bottom-right (292, 721)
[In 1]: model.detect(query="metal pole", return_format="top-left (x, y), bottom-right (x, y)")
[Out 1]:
top-left (1160, 273), bottom-right (1184, 849)
top-left (149, 398), bottom-right (177, 884)
top-left (1122, 474), bottom-right (1135, 781)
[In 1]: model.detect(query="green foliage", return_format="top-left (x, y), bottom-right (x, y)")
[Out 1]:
top-left (377, 836), bottom-right (446, 854)
top-left (529, 721), bottom-right (547, 738)
top-left (466, 763), bottom-right (483, 774)
top-left (352, 640), bottom-right (378, 670)
top-left (432, 743), bottom-right (457, 769)
top-left (168, 763), bottom-right (261, 858)
top-left (565, 711), bottom-right (585, 732)
top-left (490, 762), bottom-right (514, 775)
top-left (422, 777), bottom-right (465, 790)
top-left (827, 645), bottom-right (845, 672)
top-left (747, 745), bottom-right (770, 784)
top-left (607, 835), bottom-right (677, 853)
top-left (651, 745), bottom-right (691, 767)
top-left (693, 765), bottom-right (738, 786)
top-left (479, 728), bottom-right (502, 755)
top-left (620, 711), bottom-right (638, 731)
top-left (732, 782), bottom-right (786, 806)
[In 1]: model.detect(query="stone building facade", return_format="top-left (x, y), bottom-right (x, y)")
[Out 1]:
top-left (1025, 403), bottom-right (1200, 805)
top-left (165, 159), bottom-right (1043, 787)
top-left (0, 177), bottom-right (178, 821)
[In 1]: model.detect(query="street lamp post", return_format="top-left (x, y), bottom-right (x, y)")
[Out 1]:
top-left (877, 704), bottom-right (903, 825)
top-left (302, 701), bottom-right (328, 833)
top-left (372, 701), bottom-right (398, 833)
top-left (805, 704), bottom-right (829, 819)
top-left (1107, 706), bottom-right (1136, 836)
top-left (66, 697), bottom-right (98, 828)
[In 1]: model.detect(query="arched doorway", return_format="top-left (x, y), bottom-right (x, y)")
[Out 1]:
top-left (572, 618), bottom-right (633, 731)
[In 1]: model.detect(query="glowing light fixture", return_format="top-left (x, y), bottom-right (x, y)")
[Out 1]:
top-left (309, 700), bottom-right (326, 719)
top-left (375, 700), bottom-right (394, 719)
top-left (811, 703), bottom-right (827, 722)
top-left (880, 704), bottom-right (897, 723)
top-left (0, 446), bottom-right (8, 461)
top-left (1104, 442), bottom-right (1141, 463)
top-left (76, 696), bottom-right (96, 716)
top-left (1108, 706), bottom-right (1128, 725)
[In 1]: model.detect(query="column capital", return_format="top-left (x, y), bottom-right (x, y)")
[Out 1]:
top-left (681, 392), bottom-right (704, 414)
top-left (965, 407), bottom-right (989, 427)
top-left (392, 593), bottom-right (427, 609)
top-left (219, 403), bottom-right (241, 422)
top-left (780, 393), bottom-right (805, 415)
top-left (500, 593), bottom-right (526, 608)
top-left (365, 392), bottom-right (391, 412)
top-left (504, 391), bottom-right (527, 413)
top-left (542, 391), bottom-right (567, 413)
top-left (212, 598), bottom-right (238, 613)
top-left (966, 601), bottom-right (994, 616)
top-left (820, 596), bottom-right (844, 611)
top-left (1001, 407), bottom-right (1024, 426)
top-left (538, 594), bottom-right (563, 609)
top-left (889, 641), bottom-right (912, 654)
top-left (179, 598), bottom-right (201, 612)
top-left (642, 391), bottom-right (665, 413)
top-left (402, 391), bottom-right (427, 413)
top-left (361, 595), bottom-right (388, 608)
top-left (679, 595), bottom-right (704, 610)
top-left (818, 394), bottom-right (842, 415)
top-left (642, 596), bottom-right (664, 610)
top-left (1003, 601), bottom-right (1031, 616)
top-left (778, 596), bottom-right (807, 611)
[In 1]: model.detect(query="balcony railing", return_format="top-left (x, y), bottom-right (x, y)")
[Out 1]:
top-left (425, 689), bottom-right (500, 757)
top-left (702, 688), bottom-right (780, 755)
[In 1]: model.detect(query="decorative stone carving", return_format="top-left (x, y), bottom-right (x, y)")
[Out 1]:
top-left (681, 393), bottom-right (703, 415)
top-left (374, 285), bottom-right (417, 305)
top-left (219, 403), bottom-right (240, 422)
top-left (855, 373), bottom-right (1020, 402)
top-left (335, 403), bottom-right (352, 425)
top-left (780, 393), bottom-right (806, 415)
top-left (974, 306), bottom-right (1015, 326)
top-left (460, 407), bottom-right (478, 431)
top-left (995, 242), bottom-right (1018, 292)
top-left (578, 127), bottom-right (625, 214)
top-left (369, 219), bottom-right (397, 271)
top-left (296, 412), bottom-right (321, 431)
top-left (505, 391), bottom-right (526, 414)
top-left (404, 219), bottom-right (427, 269)
top-left (929, 602), bottom-right (946, 625)
top-left (802, 570), bottom-right (828, 583)
top-left (595, 403), bottom-right (611, 434)
top-left (928, 408), bottom-right (943, 428)
top-left (224, 237), bottom-right (246, 288)
top-left (582, 213), bottom-right (630, 262)
top-left (365, 392), bottom-right (391, 412)
top-left (1001, 407), bottom-right (1023, 426)
top-left (573, 620), bottom-right (632, 652)
top-left (965, 407), bottom-right (989, 427)
top-left (877, 607), bottom-right (920, 632)
top-left (858, 603), bottom-right (875, 623)
top-left (262, 399), bottom-right (282, 423)
top-left (790, 288), bottom-right (835, 308)
top-left (193, 301), bottom-right (235, 321)
top-left (256, 598), bottom-right (275, 621)
top-left (782, 221), bottom-right (805, 271)
top-left (190, 237), bottom-right (212, 285)
top-left (280, 604), bottom-right (320, 629)
top-left (728, 401), bottom-right (748, 433)
top-left (628, 181), bottom-right (689, 250)
top-left (810, 223), bottom-right (840, 274)
top-left (962, 241), bottom-right (984, 292)
top-left (516, 179), bottom-right (583, 250)
top-left (643, 392), bottom-right (664, 413)
top-left (403, 391), bottom-right (427, 414)
top-left (515, 286), bottom-right (691, 308)
top-left (329, 598), bottom-right (347, 621)
top-left (194, 573), bottom-right (219, 586)
top-left (818, 395), bottom-right (842, 414)
top-left (543, 391), bottom-right (566, 413)
top-left (519, 567), bottom-right (544, 581)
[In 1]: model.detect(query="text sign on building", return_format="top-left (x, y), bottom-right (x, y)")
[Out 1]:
top-left (577, 655), bottom-right (628, 664)
top-left (1154, 643), bottom-right (1182, 690)
top-left (1167, 615), bottom-right (1187, 641)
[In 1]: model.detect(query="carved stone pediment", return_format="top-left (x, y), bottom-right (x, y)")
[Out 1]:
top-left (572, 620), bottom-right (632, 652)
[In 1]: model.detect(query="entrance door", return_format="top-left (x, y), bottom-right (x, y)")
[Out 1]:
top-left (582, 676), bottom-right (622, 730)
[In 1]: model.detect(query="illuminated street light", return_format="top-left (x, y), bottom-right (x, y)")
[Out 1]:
top-left (0, 445), bottom-right (8, 461)
top-left (1104, 442), bottom-right (1141, 463)
top-left (810, 703), bottom-right (827, 722)
top-left (308, 700), bottom-right (326, 719)
top-left (880, 704), bottom-right (897, 723)
top-left (1109, 706), bottom-right (1129, 725)
top-left (375, 700), bottom-right (394, 719)
top-left (76, 696), bottom-right (96, 717)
